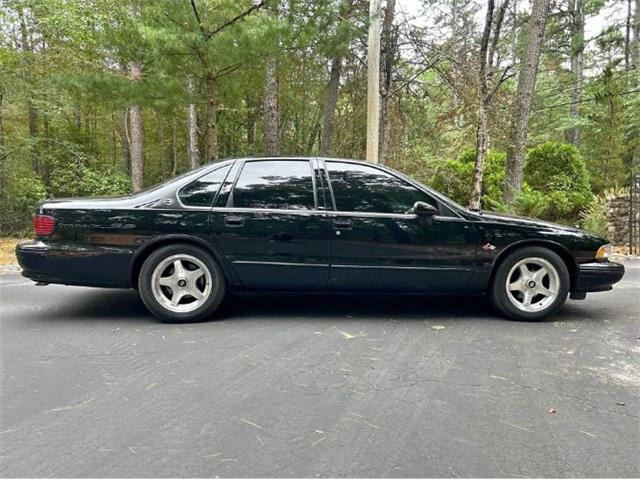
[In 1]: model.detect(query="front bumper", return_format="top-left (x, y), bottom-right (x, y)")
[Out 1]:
top-left (573, 261), bottom-right (625, 293)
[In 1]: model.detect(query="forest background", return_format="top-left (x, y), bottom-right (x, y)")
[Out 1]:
top-left (0, 0), bottom-right (638, 240)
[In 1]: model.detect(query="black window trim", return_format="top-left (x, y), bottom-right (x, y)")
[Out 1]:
top-left (175, 160), bottom-right (235, 210)
top-left (224, 158), bottom-right (321, 213)
top-left (320, 158), bottom-right (464, 220)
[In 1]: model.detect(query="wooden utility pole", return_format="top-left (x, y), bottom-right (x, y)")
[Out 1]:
top-left (366, 0), bottom-right (381, 163)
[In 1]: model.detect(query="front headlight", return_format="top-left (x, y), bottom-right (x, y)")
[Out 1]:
top-left (596, 244), bottom-right (612, 260)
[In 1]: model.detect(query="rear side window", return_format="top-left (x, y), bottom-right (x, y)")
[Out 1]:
top-left (179, 165), bottom-right (231, 207)
top-left (231, 160), bottom-right (315, 210)
top-left (326, 162), bottom-right (436, 214)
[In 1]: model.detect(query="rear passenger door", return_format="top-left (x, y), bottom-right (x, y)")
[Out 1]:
top-left (212, 159), bottom-right (331, 290)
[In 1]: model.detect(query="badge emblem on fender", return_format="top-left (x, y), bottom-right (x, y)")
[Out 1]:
top-left (481, 242), bottom-right (496, 252)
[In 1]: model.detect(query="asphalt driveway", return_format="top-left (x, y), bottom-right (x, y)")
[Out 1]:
top-left (1, 260), bottom-right (639, 477)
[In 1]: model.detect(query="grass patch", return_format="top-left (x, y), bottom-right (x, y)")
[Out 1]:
top-left (0, 238), bottom-right (27, 266)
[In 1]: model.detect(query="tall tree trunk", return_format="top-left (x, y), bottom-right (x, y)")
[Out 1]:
top-left (379, 0), bottom-right (397, 165)
top-left (0, 84), bottom-right (6, 194)
top-left (470, 0), bottom-right (495, 211)
top-left (631, 0), bottom-right (640, 171)
top-left (320, 0), bottom-right (354, 157)
top-left (264, 57), bottom-right (280, 155)
top-left (471, 104), bottom-right (490, 210)
top-left (0, 84), bottom-right (4, 156)
top-left (187, 76), bottom-right (200, 168)
top-left (565, 0), bottom-right (584, 145)
top-left (321, 56), bottom-right (343, 156)
top-left (245, 95), bottom-right (258, 153)
top-left (205, 75), bottom-right (219, 162)
top-left (503, 0), bottom-right (550, 206)
top-left (129, 61), bottom-right (144, 192)
top-left (626, 0), bottom-right (633, 69)
top-left (510, 0), bottom-right (518, 66)
top-left (122, 110), bottom-right (130, 172)
top-left (632, 0), bottom-right (640, 69)
top-left (172, 119), bottom-right (178, 176)
top-left (19, 8), bottom-right (40, 174)
top-left (27, 100), bottom-right (39, 174)
top-left (306, 106), bottom-right (322, 152)
top-left (42, 111), bottom-right (50, 187)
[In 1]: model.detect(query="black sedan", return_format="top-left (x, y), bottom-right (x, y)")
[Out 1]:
top-left (17, 157), bottom-right (624, 322)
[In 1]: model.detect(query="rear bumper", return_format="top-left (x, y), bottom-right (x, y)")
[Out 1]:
top-left (573, 261), bottom-right (625, 293)
top-left (16, 240), bottom-right (131, 288)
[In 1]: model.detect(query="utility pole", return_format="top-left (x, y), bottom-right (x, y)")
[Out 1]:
top-left (366, 0), bottom-right (381, 163)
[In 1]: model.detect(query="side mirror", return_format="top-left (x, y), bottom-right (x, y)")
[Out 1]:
top-left (412, 201), bottom-right (438, 216)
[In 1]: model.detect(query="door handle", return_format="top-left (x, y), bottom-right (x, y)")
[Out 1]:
top-left (333, 218), bottom-right (352, 230)
top-left (224, 215), bottom-right (245, 227)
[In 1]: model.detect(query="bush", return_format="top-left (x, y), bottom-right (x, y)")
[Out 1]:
top-left (579, 195), bottom-right (608, 239)
top-left (0, 167), bottom-right (47, 235)
top-left (524, 142), bottom-right (592, 220)
top-left (49, 161), bottom-right (131, 198)
top-left (430, 148), bottom-right (505, 208)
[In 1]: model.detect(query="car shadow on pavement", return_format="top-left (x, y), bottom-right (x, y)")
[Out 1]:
top-left (219, 293), bottom-right (497, 322)
top-left (30, 286), bottom-right (593, 324)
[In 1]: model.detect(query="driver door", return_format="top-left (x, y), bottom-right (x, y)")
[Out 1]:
top-left (323, 160), bottom-right (478, 293)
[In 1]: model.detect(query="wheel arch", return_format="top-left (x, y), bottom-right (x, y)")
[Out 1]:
top-left (487, 239), bottom-right (577, 292)
top-left (128, 234), bottom-right (236, 288)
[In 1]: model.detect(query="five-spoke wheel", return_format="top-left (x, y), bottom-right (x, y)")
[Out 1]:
top-left (151, 254), bottom-right (212, 313)
top-left (139, 244), bottom-right (225, 322)
top-left (491, 246), bottom-right (569, 321)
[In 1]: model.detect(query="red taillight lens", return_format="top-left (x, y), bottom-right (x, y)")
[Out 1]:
top-left (33, 214), bottom-right (55, 236)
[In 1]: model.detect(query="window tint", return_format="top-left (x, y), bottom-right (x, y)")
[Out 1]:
top-left (231, 160), bottom-right (315, 210)
top-left (179, 165), bottom-right (231, 207)
top-left (327, 162), bottom-right (436, 214)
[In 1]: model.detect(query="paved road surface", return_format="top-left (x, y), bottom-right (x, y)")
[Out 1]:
top-left (1, 261), bottom-right (639, 477)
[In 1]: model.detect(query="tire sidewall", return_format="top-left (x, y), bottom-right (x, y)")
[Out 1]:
top-left (491, 246), bottom-right (570, 321)
top-left (138, 244), bottom-right (225, 322)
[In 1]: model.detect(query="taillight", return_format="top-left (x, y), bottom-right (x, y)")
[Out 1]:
top-left (33, 214), bottom-right (56, 236)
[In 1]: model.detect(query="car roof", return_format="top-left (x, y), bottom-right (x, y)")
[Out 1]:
top-left (225, 156), bottom-right (369, 165)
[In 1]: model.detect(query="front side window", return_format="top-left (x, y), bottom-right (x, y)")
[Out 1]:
top-left (327, 162), bottom-right (437, 214)
top-left (230, 160), bottom-right (315, 210)
top-left (179, 164), bottom-right (231, 207)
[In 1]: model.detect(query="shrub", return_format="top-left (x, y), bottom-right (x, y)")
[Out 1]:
top-left (523, 142), bottom-right (592, 220)
top-left (430, 148), bottom-right (505, 208)
top-left (49, 161), bottom-right (131, 198)
top-left (579, 195), bottom-right (608, 239)
top-left (0, 167), bottom-right (47, 235)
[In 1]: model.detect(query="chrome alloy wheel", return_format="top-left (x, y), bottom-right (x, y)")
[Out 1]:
top-left (150, 254), bottom-right (212, 313)
top-left (505, 257), bottom-right (560, 313)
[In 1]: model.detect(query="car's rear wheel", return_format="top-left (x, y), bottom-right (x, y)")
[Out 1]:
top-left (490, 246), bottom-right (569, 321)
top-left (138, 244), bottom-right (225, 322)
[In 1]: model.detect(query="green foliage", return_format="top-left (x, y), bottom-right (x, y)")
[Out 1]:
top-left (579, 194), bottom-right (609, 239)
top-left (0, 0), bottom-right (636, 237)
top-left (49, 162), bottom-right (130, 198)
top-left (524, 142), bottom-right (592, 220)
top-left (430, 148), bottom-right (506, 208)
top-left (0, 166), bottom-right (47, 235)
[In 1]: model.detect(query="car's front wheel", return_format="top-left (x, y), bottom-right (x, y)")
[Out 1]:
top-left (490, 246), bottom-right (569, 321)
top-left (138, 244), bottom-right (225, 322)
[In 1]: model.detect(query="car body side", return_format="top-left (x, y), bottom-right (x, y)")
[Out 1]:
top-left (16, 157), bottom-right (621, 296)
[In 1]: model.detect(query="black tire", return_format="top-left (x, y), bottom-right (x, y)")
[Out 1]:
top-left (490, 246), bottom-right (570, 321)
top-left (138, 244), bottom-right (226, 323)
